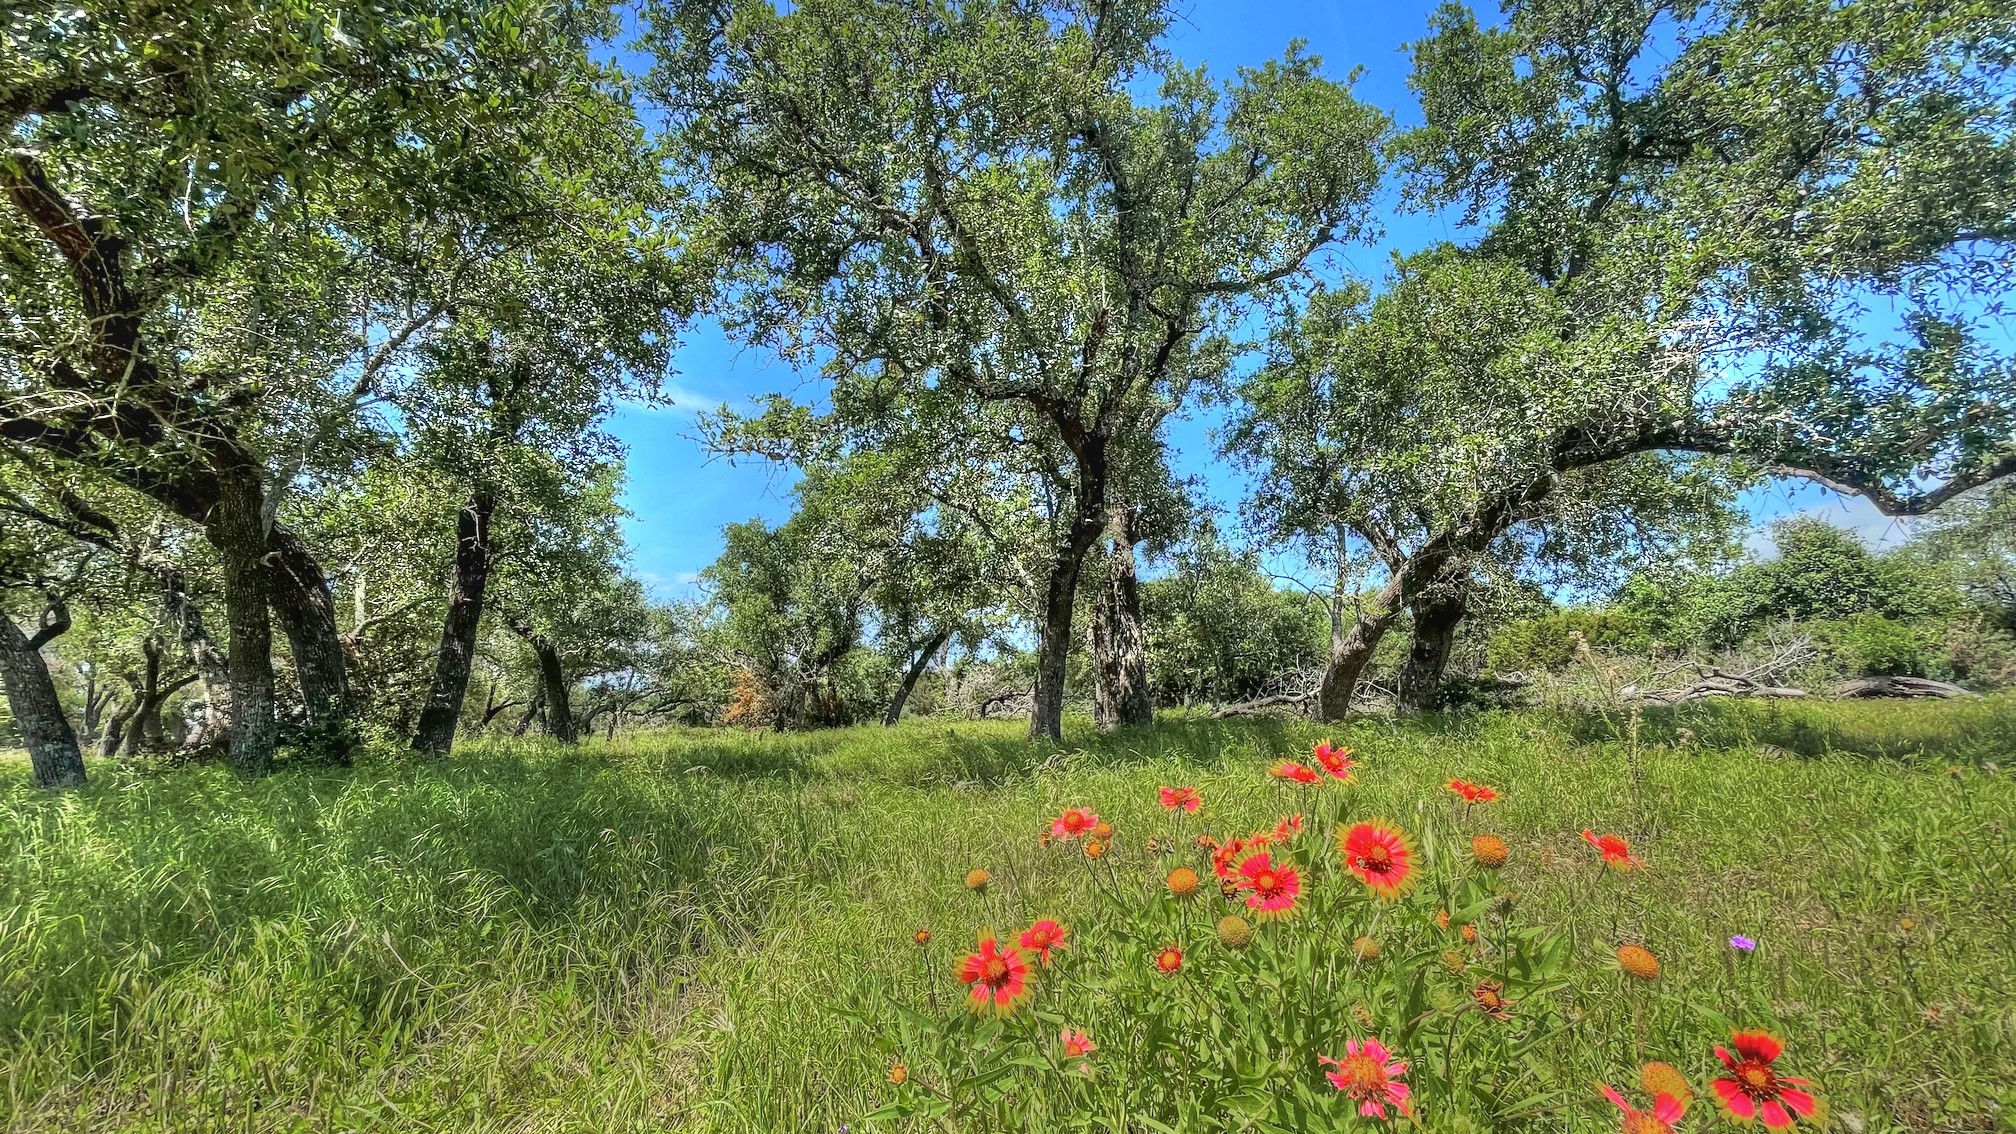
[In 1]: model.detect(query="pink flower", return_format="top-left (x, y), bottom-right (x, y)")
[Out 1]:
top-left (1235, 852), bottom-right (1302, 920)
top-left (1320, 1038), bottom-right (1412, 1120)
top-left (1602, 1083), bottom-right (1685, 1134)
top-left (1060, 1028), bottom-right (1096, 1059)
top-left (1159, 786), bottom-right (1201, 812)
top-left (1051, 808), bottom-right (1100, 840)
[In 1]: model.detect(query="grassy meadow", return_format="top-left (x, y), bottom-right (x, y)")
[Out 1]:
top-left (2, 699), bottom-right (2013, 1133)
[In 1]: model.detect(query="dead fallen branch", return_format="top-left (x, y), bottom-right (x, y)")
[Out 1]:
top-left (1209, 690), bottom-right (1316, 719)
top-left (1619, 675), bottom-right (1810, 705)
top-left (1830, 676), bottom-right (1973, 699)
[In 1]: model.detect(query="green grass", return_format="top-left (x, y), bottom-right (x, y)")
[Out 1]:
top-left (2, 699), bottom-right (2013, 1132)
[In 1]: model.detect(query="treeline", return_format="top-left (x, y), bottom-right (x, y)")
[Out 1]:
top-left (4, 0), bottom-right (2014, 786)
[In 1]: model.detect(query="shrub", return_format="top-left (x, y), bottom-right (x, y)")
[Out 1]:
top-left (1487, 610), bottom-right (1651, 672)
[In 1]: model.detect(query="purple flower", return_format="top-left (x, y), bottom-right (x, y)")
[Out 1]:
top-left (1728, 934), bottom-right (1757, 952)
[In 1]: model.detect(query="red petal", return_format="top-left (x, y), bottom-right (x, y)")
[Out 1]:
top-left (1733, 1030), bottom-right (1783, 1063)
top-left (1780, 1088), bottom-right (1818, 1118)
top-left (1714, 1079), bottom-right (1756, 1120)
top-left (1759, 1100), bottom-right (1793, 1129)
top-left (1714, 1046), bottom-right (1739, 1070)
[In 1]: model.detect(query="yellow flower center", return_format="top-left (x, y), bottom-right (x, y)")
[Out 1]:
top-left (1255, 872), bottom-right (1276, 891)
top-left (1336, 1053), bottom-right (1383, 1095)
top-left (984, 958), bottom-right (1008, 981)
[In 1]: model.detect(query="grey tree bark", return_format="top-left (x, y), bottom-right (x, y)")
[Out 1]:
top-left (0, 597), bottom-right (86, 788)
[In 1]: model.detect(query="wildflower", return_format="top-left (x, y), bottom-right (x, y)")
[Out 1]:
top-left (1092, 820), bottom-right (1114, 840)
top-left (1019, 919), bottom-right (1067, 966)
top-left (1440, 949), bottom-right (1468, 974)
top-left (1145, 836), bottom-right (1172, 855)
top-left (912, 929), bottom-right (931, 947)
top-left (1469, 981), bottom-right (1512, 1020)
top-left (1338, 820), bottom-right (1419, 899)
top-left (1349, 1002), bottom-right (1376, 1029)
top-left (1435, 910), bottom-right (1452, 930)
top-left (1050, 808), bottom-right (1100, 841)
top-left (1060, 1029), bottom-right (1096, 1059)
top-left (1195, 833), bottom-right (1220, 851)
top-left (1461, 924), bottom-right (1479, 945)
top-left (1582, 829), bottom-right (1644, 872)
top-left (1730, 934), bottom-right (1758, 953)
top-left (1218, 876), bottom-right (1242, 900)
top-left (1640, 1062), bottom-right (1692, 1107)
top-left (1472, 834), bottom-right (1510, 869)
top-left (1710, 1030), bottom-right (1823, 1129)
top-left (957, 936), bottom-right (1031, 1015)
top-left (1352, 936), bottom-right (1381, 961)
top-left (1154, 945), bottom-right (1184, 974)
top-left (1602, 1084), bottom-right (1685, 1134)
top-left (889, 1063), bottom-right (907, 1085)
top-left (1235, 852), bottom-right (1302, 920)
top-left (1270, 759), bottom-right (1321, 786)
top-left (1166, 866), bottom-right (1201, 899)
top-left (1319, 1038), bottom-right (1413, 1120)
top-left (1216, 914), bottom-right (1255, 950)
top-left (1617, 944), bottom-right (1660, 981)
top-left (1084, 838), bottom-right (1107, 859)
top-left (1314, 740), bottom-right (1358, 782)
top-left (1274, 814), bottom-right (1305, 841)
top-left (963, 868), bottom-right (991, 891)
top-left (1447, 778), bottom-right (1500, 804)
top-left (1160, 786), bottom-right (1202, 812)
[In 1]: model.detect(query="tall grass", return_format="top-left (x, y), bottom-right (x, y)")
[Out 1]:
top-left (2, 700), bottom-right (2011, 1132)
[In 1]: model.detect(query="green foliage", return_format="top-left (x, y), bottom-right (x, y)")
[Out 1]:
top-left (1140, 540), bottom-right (1327, 704)
top-left (1819, 613), bottom-right (1927, 678)
top-left (1486, 610), bottom-right (1652, 673)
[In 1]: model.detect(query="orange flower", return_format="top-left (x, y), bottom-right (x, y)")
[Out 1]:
top-left (1352, 936), bottom-right (1381, 960)
top-left (1602, 1084), bottom-right (1684, 1134)
top-left (1051, 807), bottom-right (1100, 841)
top-left (1617, 944), bottom-right (1660, 981)
top-left (912, 929), bottom-right (931, 946)
top-left (1711, 1031), bottom-right (1823, 1129)
top-left (1166, 866), bottom-right (1200, 899)
top-left (1446, 778), bottom-right (1500, 803)
top-left (1338, 820), bottom-right (1419, 899)
top-left (889, 1062), bottom-right (908, 1085)
top-left (963, 868), bottom-right (991, 891)
top-left (1640, 1063), bottom-right (1692, 1109)
top-left (1018, 919), bottom-right (1068, 966)
top-left (1460, 924), bottom-right (1479, 945)
top-left (1060, 1028), bottom-right (1096, 1059)
top-left (1092, 820), bottom-right (1114, 839)
top-left (1159, 786), bottom-right (1202, 812)
top-left (1270, 759), bottom-right (1322, 785)
top-left (1469, 981), bottom-right (1512, 1020)
top-left (1154, 945), bottom-right (1184, 974)
top-left (1084, 838), bottom-right (1107, 859)
top-left (1274, 814), bottom-right (1305, 841)
top-left (1471, 834), bottom-right (1510, 869)
top-left (957, 936), bottom-right (1031, 1015)
top-left (1582, 829), bottom-right (1643, 871)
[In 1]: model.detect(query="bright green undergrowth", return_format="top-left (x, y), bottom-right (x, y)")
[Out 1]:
top-left (2, 698), bottom-right (2012, 1132)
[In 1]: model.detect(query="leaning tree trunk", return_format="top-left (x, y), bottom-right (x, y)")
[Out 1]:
top-left (1316, 574), bottom-right (1406, 722)
top-left (1029, 444), bottom-right (1109, 743)
top-left (0, 605), bottom-right (86, 788)
top-left (411, 490), bottom-right (494, 754)
top-left (1089, 505), bottom-right (1153, 731)
top-left (159, 568), bottom-right (231, 748)
top-left (885, 626), bottom-right (951, 727)
top-left (263, 524), bottom-right (350, 740)
top-left (1397, 583), bottom-right (1470, 713)
top-left (209, 475), bottom-right (279, 777)
top-left (533, 639), bottom-right (577, 744)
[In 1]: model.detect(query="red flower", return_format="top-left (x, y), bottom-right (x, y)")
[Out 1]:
top-left (1582, 829), bottom-right (1644, 872)
top-left (1050, 807), bottom-right (1100, 841)
top-left (1060, 1028), bottom-right (1096, 1059)
top-left (1159, 785), bottom-right (1202, 812)
top-left (1602, 1084), bottom-right (1685, 1134)
top-left (1314, 741), bottom-right (1358, 782)
top-left (1446, 778), bottom-right (1499, 803)
top-left (1320, 1038), bottom-right (1412, 1120)
top-left (1154, 945), bottom-right (1184, 974)
top-left (1274, 814), bottom-right (1305, 841)
top-left (1235, 852), bottom-right (1302, 921)
top-left (1018, 919), bottom-right (1068, 966)
top-left (1711, 1031), bottom-right (1822, 1129)
top-left (957, 936), bottom-right (1031, 1015)
top-left (1338, 821), bottom-right (1418, 899)
top-left (1269, 759), bottom-right (1322, 785)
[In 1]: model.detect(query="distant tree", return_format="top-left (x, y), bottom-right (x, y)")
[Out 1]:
top-left (1139, 537), bottom-right (1327, 709)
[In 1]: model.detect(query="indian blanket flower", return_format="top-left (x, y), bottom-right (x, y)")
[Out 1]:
top-left (957, 936), bottom-right (1031, 1015)
top-left (1051, 808), bottom-right (1100, 841)
top-left (1269, 759), bottom-right (1322, 786)
top-left (1235, 852), bottom-right (1302, 920)
top-left (1059, 1029), bottom-right (1096, 1059)
top-left (1319, 1038), bottom-right (1413, 1120)
top-left (1640, 1062), bottom-right (1692, 1107)
top-left (1018, 919), bottom-right (1068, 966)
top-left (1582, 829), bottom-right (1644, 872)
top-left (1159, 785), bottom-right (1202, 812)
top-left (1730, 934), bottom-right (1758, 952)
top-left (1092, 820), bottom-right (1114, 839)
top-left (1602, 1084), bottom-right (1685, 1134)
top-left (1273, 814), bottom-right (1305, 841)
top-left (1166, 866), bottom-right (1201, 899)
top-left (1352, 935), bottom-right (1381, 961)
top-left (888, 1062), bottom-right (907, 1085)
top-left (1711, 1030), bottom-right (1822, 1129)
top-left (1314, 740), bottom-right (1358, 781)
top-left (963, 868), bottom-right (991, 891)
top-left (1083, 838), bottom-right (1107, 859)
top-left (1216, 914), bottom-right (1255, 949)
top-left (1154, 945), bottom-right (1184, 974)
top-left (1446, 778), bottom-right (1500, 804)
top-left (912, 929), bottom-right (931, 946)
top-left (1338, 820), bottom-right (1419, 899)
top-left (1469, 981), bottom-right (1513, 1020)
top-left (1472, 834), bottom-right (1510, 869)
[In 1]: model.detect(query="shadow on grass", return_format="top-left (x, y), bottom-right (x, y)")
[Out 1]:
top-left (1545, 694), bottom-right (2016, 764)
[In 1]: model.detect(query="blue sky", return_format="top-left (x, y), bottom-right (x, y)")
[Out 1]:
top-left (607, 0), bottom-right (1901, 598)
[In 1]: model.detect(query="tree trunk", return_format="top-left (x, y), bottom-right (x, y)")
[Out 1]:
top-left (263, 524), bottom-right (350, 739)
top-left (1029, 440), bottom-right (1108, 743)
top-left (533, 639), bottom-right (577, 744)
top-left (411, 490), bottom-right (494, 754)
top-left (210, 475), bottom-right (278, 777)
top-left (1316, 574), bottom-right (1404, 722)
top-left (160, 568), bottom-right (231, 748)
top-left (1089, 504), bottom-right (1153, 731)
top-left (118, 637), bottom-right (197, 757)
top-left (1398, 582), bottom-right (1470, 713)
top-left (0, 603), bottom-right (86, 788)
top-left (512, 683), bottom-right (546, 736)
top-left (885, 626), bottom-right (951, 726)
top-left (98, 698), bottom-right (135, 760)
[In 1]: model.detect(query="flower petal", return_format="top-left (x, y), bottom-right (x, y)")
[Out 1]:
top-left (1779, 1088), bottom-right (1818, 1118)
top-left (1601, 1085), bottom-right (1631, 1112)
top-left (1759, 1100), bottom-right (1794, 1129)
top-left (1733, 1030), bottom-right (1784, 1063)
